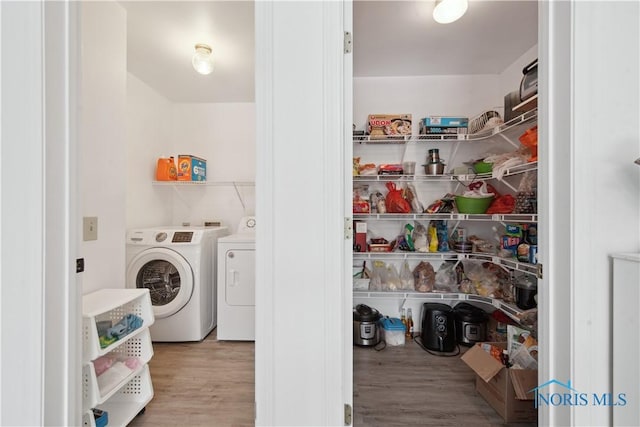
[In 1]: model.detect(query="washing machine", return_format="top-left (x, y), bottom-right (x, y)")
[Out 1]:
top-left (217, 216), bottom-right (256, 341)
top-left (126, 226), bottom-right (228, 342)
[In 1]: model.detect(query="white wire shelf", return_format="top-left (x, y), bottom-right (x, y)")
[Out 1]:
top-left (353, 161), bottom-right (537, 183)
top-left (354, 109), bottom-right (537, 144)
top-left (352, 251), bottom-right (539, 276)
top-left (352, 212), bottom-right (538, 223)
top-left (352, 290), bottom-right (530, 324)
top-left (152, 180), bottom-right (255, 186)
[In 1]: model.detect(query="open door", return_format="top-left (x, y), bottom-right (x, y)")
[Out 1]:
top-left (343, 1), bottom-right (354, 424)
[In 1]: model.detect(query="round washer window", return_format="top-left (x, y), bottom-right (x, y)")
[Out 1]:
top-left (126, 247), bottom-right (194, 319)
top-left (136, 259), bottom-right (181, 306)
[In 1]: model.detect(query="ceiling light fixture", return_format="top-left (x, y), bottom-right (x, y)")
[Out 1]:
top-left (433, 0), bottom-right (468, 24)
top-left (192, 43), bottom-right (214, 75)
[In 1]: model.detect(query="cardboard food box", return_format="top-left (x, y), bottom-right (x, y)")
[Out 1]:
top-left (419, 116), bottom-right (469, 136)
top-left (367, 114), bottom-right (412, 139)
top-left (177, 155), bottom-right (207, 181)
top-left (421, 116), bottom-right (469, 127)
top-left (461, 342), bottom-right (538, 423)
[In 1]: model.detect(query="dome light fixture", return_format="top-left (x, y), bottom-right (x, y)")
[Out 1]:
top-left (192, 43), bottom-right (214, 75)
top-left (433, 0), bottom-right (468, 24)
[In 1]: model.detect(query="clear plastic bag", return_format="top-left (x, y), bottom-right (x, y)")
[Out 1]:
top-left (413, 261), bottom-right (435, 293)
top-left (412, 221), bottom-right (428, 252)
top-left (400, 261), bottom-right (415, 290)
top-left (434, 261), bottom-right (459, 292)
top-left (384, 264), bottom-right (402, 291)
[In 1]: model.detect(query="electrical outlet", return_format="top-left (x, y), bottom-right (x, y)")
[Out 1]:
top-left (83, 216), bottom-right (98, 241)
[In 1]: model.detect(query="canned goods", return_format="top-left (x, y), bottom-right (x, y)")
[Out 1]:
top-left (453, 227), bottom-right (466, 243)
top-left (529, 245), bottom-right (538, 264)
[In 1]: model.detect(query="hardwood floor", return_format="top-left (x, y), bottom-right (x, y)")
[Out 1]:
top-left (129, 331), bottom-right (535, 426)
top-left (128, 330), bottom-right (255, 427)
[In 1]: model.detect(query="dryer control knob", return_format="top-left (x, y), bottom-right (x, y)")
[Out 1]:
top-left (155, 232), bottom-right (168, 242)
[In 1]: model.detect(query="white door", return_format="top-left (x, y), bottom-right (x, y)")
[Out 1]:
top-left (254, 1), bottom-right (351, 425)
top-left (225, 248), bottom-right (256, 306)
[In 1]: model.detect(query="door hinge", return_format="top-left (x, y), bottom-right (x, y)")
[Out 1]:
top-left (344, 31), bottom-right (352, 54)
top-left (344, 403), bottom-right (352, 425)
top-left (344, 217), bottom-right (353, 240)
top-left (536, 263), bottom-right (543, 279)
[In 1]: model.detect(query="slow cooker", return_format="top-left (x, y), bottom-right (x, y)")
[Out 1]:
top-left (353, 304), bottom-right (381, 346)
top-left (453, 303), bottom-right (488, 346)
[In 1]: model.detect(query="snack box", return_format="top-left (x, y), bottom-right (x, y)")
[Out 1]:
top-left (367, 114), bottom-right (412, 139)
top-left (421, 116), bottom-right (469, 127)
top-left (461, 342), bottom-right (538, 423)
top-left (177, 155), bottom-right (207, 181)
top-left (420, 126), bottom-right (468, 135)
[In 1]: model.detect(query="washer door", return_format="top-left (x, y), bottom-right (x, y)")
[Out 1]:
top-left (127, 248), bottom-right (194, 319)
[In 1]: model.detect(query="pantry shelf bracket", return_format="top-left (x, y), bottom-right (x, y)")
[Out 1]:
top-left (496, 132), bottom-right (520, 149)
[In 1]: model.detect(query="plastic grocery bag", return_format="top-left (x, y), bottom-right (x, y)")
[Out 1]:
top-left (385, 182), bottom-right (411, 213)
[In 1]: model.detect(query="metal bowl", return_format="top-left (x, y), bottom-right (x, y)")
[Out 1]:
top-left (423, 162), bottom-right (445, 175)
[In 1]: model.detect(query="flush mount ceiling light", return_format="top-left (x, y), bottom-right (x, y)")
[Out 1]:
top-left (433, 0), bottom-right (468, 24)
top-left (192, 43), bottom-right (214, 75)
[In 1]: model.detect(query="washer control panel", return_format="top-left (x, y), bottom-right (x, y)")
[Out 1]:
top-left (172, 231), bottom-right (194, 243)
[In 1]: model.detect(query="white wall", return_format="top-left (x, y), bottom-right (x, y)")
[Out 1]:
top-left (169, 103), bottom-right (256, 231)
top-left (500, 45), bottom-right (538, 98)
top-left (125, 98), bottom-right (256, 231)
top-left (571, 2), bottom-right (639, 425)
top-left (126, 73), bottom-right (173, 229)
top-left (79, 1), bottom-right (127, 294)
top-left (354, 74), bottom-right (501, 133)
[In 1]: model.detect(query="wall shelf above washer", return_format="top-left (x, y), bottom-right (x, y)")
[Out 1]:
top-left (152, 181), bottom-right (255, 187)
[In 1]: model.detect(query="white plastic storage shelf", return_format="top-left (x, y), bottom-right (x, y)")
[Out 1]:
top-left (82, 289), bottom-right (155, 363)
top-left (82, 365), bottom-right (154, 427)
top-left (82, 328), bottom-right (154, 412)
top-left (82, 288), bottom-right (155, 427)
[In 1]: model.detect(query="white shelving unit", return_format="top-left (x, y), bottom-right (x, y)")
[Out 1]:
top-left (352, 108), bottom-right (539, 328)
top-left (612, 253), bottom-right (640, 426)
top-left (82, 289), bottom-right (155, 427)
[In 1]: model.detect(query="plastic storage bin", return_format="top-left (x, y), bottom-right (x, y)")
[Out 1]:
top-left (380, 317), bottom-right (406, 346)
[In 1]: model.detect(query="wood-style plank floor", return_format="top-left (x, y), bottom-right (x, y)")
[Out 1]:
top-left (129, 330), bottom-right (535, 426)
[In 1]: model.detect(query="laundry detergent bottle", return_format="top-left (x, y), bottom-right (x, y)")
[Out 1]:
top-left (156, 156), bottom-right (177, 181)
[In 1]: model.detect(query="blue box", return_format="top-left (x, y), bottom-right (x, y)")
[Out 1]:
top-left (421, 116), bottom-right (469, 127)
top-left (93, 409), bottom-right (108, 427)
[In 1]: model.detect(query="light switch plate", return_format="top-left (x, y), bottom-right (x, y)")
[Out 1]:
top-left (83, 216), bottom-right (98, 241)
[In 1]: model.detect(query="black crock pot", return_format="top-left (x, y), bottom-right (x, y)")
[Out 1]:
top-left (453, 303), bottom-right (488, 346)
top-left (353, 304), bottom-right (381, 346)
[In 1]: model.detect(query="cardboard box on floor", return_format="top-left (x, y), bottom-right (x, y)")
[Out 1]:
top-left (461, 342), bottom-right (538, 423)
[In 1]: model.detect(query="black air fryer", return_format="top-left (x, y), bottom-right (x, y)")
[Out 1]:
top-left (421, 303), bottom-right (456, 353)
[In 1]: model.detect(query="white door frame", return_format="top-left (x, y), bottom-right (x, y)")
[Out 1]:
top-left (0, 1), bottom-right (80, 425)
top-left (254, 1), bottom-right (349, 425)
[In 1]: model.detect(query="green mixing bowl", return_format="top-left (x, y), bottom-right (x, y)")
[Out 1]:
top-left (473, 161), bottom-right (493, 174)
top-left (455, 195), bottom-right (494, 214)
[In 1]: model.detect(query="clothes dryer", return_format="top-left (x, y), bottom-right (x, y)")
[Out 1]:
top-left (126, 226), bottom-right (228, 341)
top-left (217, 217), bottom-right (256, 341)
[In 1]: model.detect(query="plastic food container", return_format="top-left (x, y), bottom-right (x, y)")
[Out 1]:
top-left (368, 243), bottom-right (392, 252)
top-left (380, 317), bottom-right (406, 346)
top-left (454, 195), bottom-right (494, 214)
top-left (473, 161), bottom-right (493, 174)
